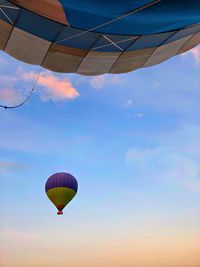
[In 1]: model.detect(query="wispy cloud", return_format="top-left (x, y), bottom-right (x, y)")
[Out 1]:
top-left (90, 75), bottom-right (126, 90)
top-left (0, 55), bottom-right (8, 66)
top-left (0, 161), bottom-right (29, 175)
top-left (182, 46), bottom-right (200, 64)
top-left (0, 71), bottom-right (26, 106)
top-left (126, 124), bottom-right (200, 192)
top-left (125, 99), bottom-right (134, 108)
top-left (0, 68), bottom-right (79, 106)
top-left (0, 88), bottom-right (24, 105)
top-left (124, 100), bottom-right (144, 118)
top-left (189, 46), bottom-right (200, 64)
top-left (1, 227), bottom-right (43, 242)
top-left (0, 74), bottom-right (18, 85)
top-left (135, 112), bottom-right (144, 118)
top-left (90, 76), bottom-right (106, 90)
top-left (127, 146), bottom-right (200, 192)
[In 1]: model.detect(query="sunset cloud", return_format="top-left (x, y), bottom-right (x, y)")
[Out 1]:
top-left (90, 75), bottom-right (126, 89)
top-left (182, 46), bottom-right (200, 64)
top-left (0, 68), bottom-right (79, 106)
top-left (0, 160), bottom-right (29, 172)
top-left (20, 70), bottom-right (80, 101)
top-left (189, 46), bottom-right (200, 64)
top-left (90, 76), bottom-right (106, 89)
top-left (0, 88), bottom-right (24, 106)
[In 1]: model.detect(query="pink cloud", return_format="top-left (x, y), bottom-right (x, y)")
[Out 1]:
top-left (90, 76), bottom-right (106, 89)
top-left (21, 71), bottom-right (79, 101)
top-left (0, 69), bottom-right (79, 105)
top-left (0, 88), bottom-right (23, 105)
top-left (182, 46), bottom-right (200, 64)
top-left (90, 75), bottom-right (126, 90)
top-left (0, 161), bottom-right (29, 171)
top-left (189, 46), bottom-right (200, 63)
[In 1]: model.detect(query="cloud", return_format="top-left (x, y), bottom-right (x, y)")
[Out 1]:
top-left (126, 146), bottom-right (200, 192)
top-left (0, 56), bottom-right (8, 66)
top-left (124, 100), bottom-right (144, 119)
top-left (109, 76), bottom-right (125, 86)
top-left (0, 71), bottom-right (28, 106)
top-left (90, 76), bottom-right (106, 89)
top-left (135, 112), bottom-right (144, 118)
top-left (182, 46), bottom-right (200, 64)
top-left (0, 88), bottom-right (24, 106)
top-left (0, 68), bottom-right (79, 106)
top-left (90, 75), bottom-right (126, 90)
top-left (0, 161), bottom-right (29, 174)
top-left (189, 46), bottom-right (200, 64)
top-left (119, 70), bottom-right (200, 115)
top-left (0, 74), bottom-right (18, 85)
top-left (126, 125), bottom-right (200, 192)
top-left (19, 70), bottom-right (80, 101)
top-left (125, 99), bottom-right (134, 108)
top-left (1, 227), bottom-right (43, 242)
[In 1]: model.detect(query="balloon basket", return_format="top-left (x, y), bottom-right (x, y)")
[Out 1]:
top-left (57, 211), bottom-right (63, 215)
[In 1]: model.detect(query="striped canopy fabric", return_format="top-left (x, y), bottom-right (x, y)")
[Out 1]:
top-left (0, 0), bottom-right (200, 75)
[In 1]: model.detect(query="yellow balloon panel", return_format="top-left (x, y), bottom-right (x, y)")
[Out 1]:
top-left (46, 187), bottom-right (76, 208)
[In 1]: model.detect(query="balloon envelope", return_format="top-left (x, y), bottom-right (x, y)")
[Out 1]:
top-left (45, 172), bottom-right (78, 215)
top-left (0, 0), bottom-right (200, 75)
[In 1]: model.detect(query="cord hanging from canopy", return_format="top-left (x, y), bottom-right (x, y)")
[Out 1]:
top-left (0, 70), bottom-right (42, 109)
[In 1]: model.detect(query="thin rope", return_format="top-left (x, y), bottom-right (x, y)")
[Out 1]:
top-left (0, 70), bottom-right (42, 109)
top-left (92, 35), bottom-right (138, 51)
top-left (55, 0), bottom-right (161, 44)
top-left (0, 4), bottom-right (19, 25)
top-left (102, 35), bottom-right (124, 51)
top-left (0, 7), bottom-right (14, 25)
top-left (0, 5), bottom-right (19, 10)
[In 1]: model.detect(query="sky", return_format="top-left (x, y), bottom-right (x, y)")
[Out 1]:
top-left (0, 46), bottom-right (200, 267)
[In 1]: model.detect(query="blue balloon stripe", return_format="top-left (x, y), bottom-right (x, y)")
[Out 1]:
top-left (59, 0), bottom-right (200, 35)
top-left (45, 173), bottom-right (78, 193)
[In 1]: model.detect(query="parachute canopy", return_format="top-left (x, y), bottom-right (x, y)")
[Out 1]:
top-left (45, 172), bottom-right (78, 215)
top-left (0, 0), bottom-right (200, 75)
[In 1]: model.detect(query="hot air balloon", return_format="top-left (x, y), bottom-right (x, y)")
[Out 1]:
top-left (0, 0), bottom-right (199, 76)
top-left (45, 172), bottom-right (78, 215)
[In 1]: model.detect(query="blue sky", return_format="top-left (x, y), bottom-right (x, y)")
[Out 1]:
top-left (0, 46), bottom-right (200, 267)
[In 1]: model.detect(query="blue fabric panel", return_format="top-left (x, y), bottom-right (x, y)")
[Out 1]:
top-left (45, 173), bottom-right (78, 192)
top-left (164, 24), bottom-right (200, 45)
top-left (16, 10), bottom-right (62, 41)
top-left (1, 0), bottom-right (199, 53)
top-left (0, 0), bottom-right (18, 24)
top-left (127, 32), bottom-right (174, 51)
top-left (60, 0), bottom-right (152, 35)
top-left (56, 27), bottom-right (99, 49)
top-left (59, 0), bottom-right (200, 35)
top-left (93, 34), bottom-right (137, 52)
